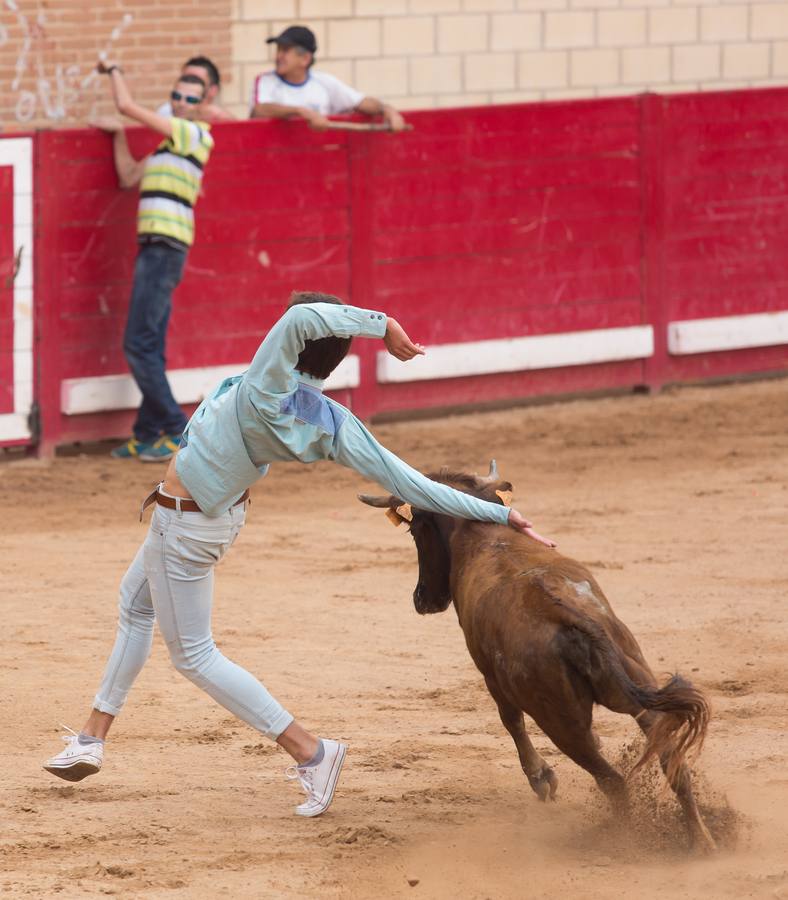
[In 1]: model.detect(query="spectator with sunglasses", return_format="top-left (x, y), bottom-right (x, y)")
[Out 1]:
top-left (91, 62), bottom-right (215, 462)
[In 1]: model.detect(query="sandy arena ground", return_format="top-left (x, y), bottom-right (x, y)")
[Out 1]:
top-left (1, 378), bottom-right (787, 899)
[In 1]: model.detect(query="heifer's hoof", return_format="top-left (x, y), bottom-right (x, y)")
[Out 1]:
top-left (689, 823), bottom-right (718, 855)
top-left (527, 766), bottom-right (558, 802)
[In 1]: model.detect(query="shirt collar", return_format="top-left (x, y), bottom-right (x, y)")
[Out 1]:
top-left (296, 372), bottom-right (325, 391)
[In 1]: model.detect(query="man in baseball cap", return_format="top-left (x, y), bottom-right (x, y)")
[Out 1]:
top-left (267, 25), bottom-right (317, 53)
top-left (250, 24), bottom-right (406, 131)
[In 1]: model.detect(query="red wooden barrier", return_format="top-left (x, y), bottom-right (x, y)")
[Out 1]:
top-left (2, 87), bottom-right (787, 454)
top-left (0, 165), bottom-right (14, 419)
top-left (0, 135), bottom-right (34, 448)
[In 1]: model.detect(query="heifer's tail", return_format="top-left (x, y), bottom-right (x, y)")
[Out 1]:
top-left (560, 605), bottom-right (710, 785)
top-left (627, 674), bottom-right (710, 785)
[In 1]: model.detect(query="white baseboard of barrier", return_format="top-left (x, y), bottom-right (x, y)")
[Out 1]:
top-left (0, 413), bottom-right (32, 443)
top-left (668, 311), bottom-right (788, 355)
top-left (60, 355), bottom-right (360, 416)
top-left (376, 325), bottom-right (654, 385)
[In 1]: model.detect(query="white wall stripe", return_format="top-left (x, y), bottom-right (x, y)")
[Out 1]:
top-left (377, 325), bottom-right (654, 385)
top-left (61, 354), bottom-right (361, 416)
top-left (0, 137), bottom-right (34, 444)
top-left (668, 311), bottom-right (788, 356)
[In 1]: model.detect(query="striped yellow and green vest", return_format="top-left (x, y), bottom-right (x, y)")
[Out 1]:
top-left (137, 117), bottom-right (213, 249)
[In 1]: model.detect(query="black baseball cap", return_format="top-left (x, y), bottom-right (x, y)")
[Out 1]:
top-left (266, 26), bottom-right (317, 54)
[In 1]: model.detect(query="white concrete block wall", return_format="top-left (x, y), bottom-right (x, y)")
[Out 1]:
top-left (226, 0), bottom-right (788, 116)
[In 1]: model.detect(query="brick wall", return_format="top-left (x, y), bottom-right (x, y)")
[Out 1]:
top-left (227, 0), bottom-right (788, 117)
top-left (0, 0), bottom-right (231, 131)
top-left (1, 0), bottom-right (786, 129)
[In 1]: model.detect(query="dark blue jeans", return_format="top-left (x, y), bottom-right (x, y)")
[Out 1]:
top-left (123, 242), bottom-right (188, 443)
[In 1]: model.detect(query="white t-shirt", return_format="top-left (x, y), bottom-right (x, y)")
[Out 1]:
top-left (251, 70), bottom-right (364, 116)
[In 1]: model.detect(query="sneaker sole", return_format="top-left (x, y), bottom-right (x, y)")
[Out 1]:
top-left (295, 744), bottom-right (347, 818)
top-left (138, 454), bottom-right (175, 463)
top-left (43, 761), bottom-right (100, 782)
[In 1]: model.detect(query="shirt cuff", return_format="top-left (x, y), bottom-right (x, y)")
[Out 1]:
top-left (357, 308), bottom-right (387, 339)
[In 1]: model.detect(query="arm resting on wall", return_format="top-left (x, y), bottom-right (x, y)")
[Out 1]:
top-left (112, 130), bottom-right (147, 189)
top-left (250, 102), bottom-right (330, 130)
top-left (355, 96), bottom-right (406, 132)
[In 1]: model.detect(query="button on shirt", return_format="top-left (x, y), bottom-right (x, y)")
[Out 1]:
top-left (251, 70), bottom-right (364, 116)
top-left (176, 302), bottom-right (511, 527)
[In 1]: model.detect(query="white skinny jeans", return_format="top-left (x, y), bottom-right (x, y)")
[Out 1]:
top-left (93, 501), bottom-right (294, 740)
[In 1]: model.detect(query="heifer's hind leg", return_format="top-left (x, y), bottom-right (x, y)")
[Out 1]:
top-left (634, 710), bottom-right (716, 852)
top-left (536, 713), bottom-right (629, 816)
top-left (484, 676), bottom-right (557, 802)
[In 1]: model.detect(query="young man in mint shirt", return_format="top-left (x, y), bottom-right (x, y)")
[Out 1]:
top-left (43, 293), bottom-right (555, 818)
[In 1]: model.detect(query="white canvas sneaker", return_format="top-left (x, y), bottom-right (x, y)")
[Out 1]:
top-left (43, 725), bottom-right (104, 782)
top-left (286, 739), bottom-right (347, 817)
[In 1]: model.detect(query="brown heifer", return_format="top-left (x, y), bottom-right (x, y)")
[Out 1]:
top-left (360, 462), bottom-right (716, 852)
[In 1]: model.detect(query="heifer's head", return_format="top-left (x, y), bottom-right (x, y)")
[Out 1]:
top-left (358, 460), bottom-right (513, 615)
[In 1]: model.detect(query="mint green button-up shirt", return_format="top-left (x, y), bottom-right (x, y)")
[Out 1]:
top-left (176, 302), bottom-right (510, 527)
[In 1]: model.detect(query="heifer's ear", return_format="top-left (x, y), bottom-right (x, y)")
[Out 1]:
top-left (493, 480), bottom-right (514, 506)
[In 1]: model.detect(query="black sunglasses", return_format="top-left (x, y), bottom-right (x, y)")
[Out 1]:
top-left (170, 90), bottom-right (201, 104)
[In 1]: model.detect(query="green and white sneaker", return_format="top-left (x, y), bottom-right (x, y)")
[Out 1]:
top-left (110, 437), bottom-right (151, 459)
top-left (138, 433), bottom-right (182, 463)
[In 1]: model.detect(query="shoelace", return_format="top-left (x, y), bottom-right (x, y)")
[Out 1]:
top-left (59, 724), bottom-right (79, 745)
top-left (285, 764), bottom-right (316, 800)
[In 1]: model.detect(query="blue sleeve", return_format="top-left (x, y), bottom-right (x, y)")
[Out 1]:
top-left (333, 413), bottom-right (510, 525)
top-left (244, 303), bottom-right (387, 407)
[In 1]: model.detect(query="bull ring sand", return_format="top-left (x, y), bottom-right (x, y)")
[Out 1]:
top-left (1, 377), bottom-right (787, 899)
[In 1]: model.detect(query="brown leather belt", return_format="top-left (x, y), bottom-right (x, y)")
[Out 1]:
top-left (140, 487), bottom-right (249, 520)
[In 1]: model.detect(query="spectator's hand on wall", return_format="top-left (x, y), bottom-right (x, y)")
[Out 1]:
top-left (300, 109), bottom-right (331, 131)
top-left (384, 108), bottom-right (407, 132)
top-left (89, 116), bottom-right (124, 133)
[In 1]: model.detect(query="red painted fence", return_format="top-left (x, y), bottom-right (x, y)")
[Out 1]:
top-left (1, 87), bottom-right (787, 454)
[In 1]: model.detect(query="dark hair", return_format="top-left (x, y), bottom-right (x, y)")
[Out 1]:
top-left (178, 73), bottom-right (206, 96)
top-left (294, 46), bottom-right (316, 70)
top-left (184, 56), bottom-right (220, 87)
top-left (288, 291), bottom-right (352, 380)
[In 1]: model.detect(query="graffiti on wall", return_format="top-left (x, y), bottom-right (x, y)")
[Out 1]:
top-left (1, 0), bottom-right (133, 123)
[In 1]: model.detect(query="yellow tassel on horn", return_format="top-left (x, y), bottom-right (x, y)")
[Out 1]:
top-left (396, 503), bottom-right (413, 522)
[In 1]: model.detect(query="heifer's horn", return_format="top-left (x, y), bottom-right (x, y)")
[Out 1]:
top-left (357, 493), bottom-right (395, 508)
top-left (478, 459), bottom-right (500, 484)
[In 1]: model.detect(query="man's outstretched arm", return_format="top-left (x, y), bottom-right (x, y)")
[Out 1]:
top-left (335, 318), bottom-right (556, 547)
top-left (97, 60), bottom-right (174, 140)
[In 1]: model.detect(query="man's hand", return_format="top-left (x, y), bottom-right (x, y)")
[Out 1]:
top-left (384, 107), bottom-right (407, 132)
top-left (89, 116), bottom-right (124, 133)
top-left (301, 109), bottom-right (331, 131)
top-left (384, 318), bottom-right (425, 361)
top-left (508, 508), bottom-right (557, 548)
top-left (96, 59), bottom-right (119, 75)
